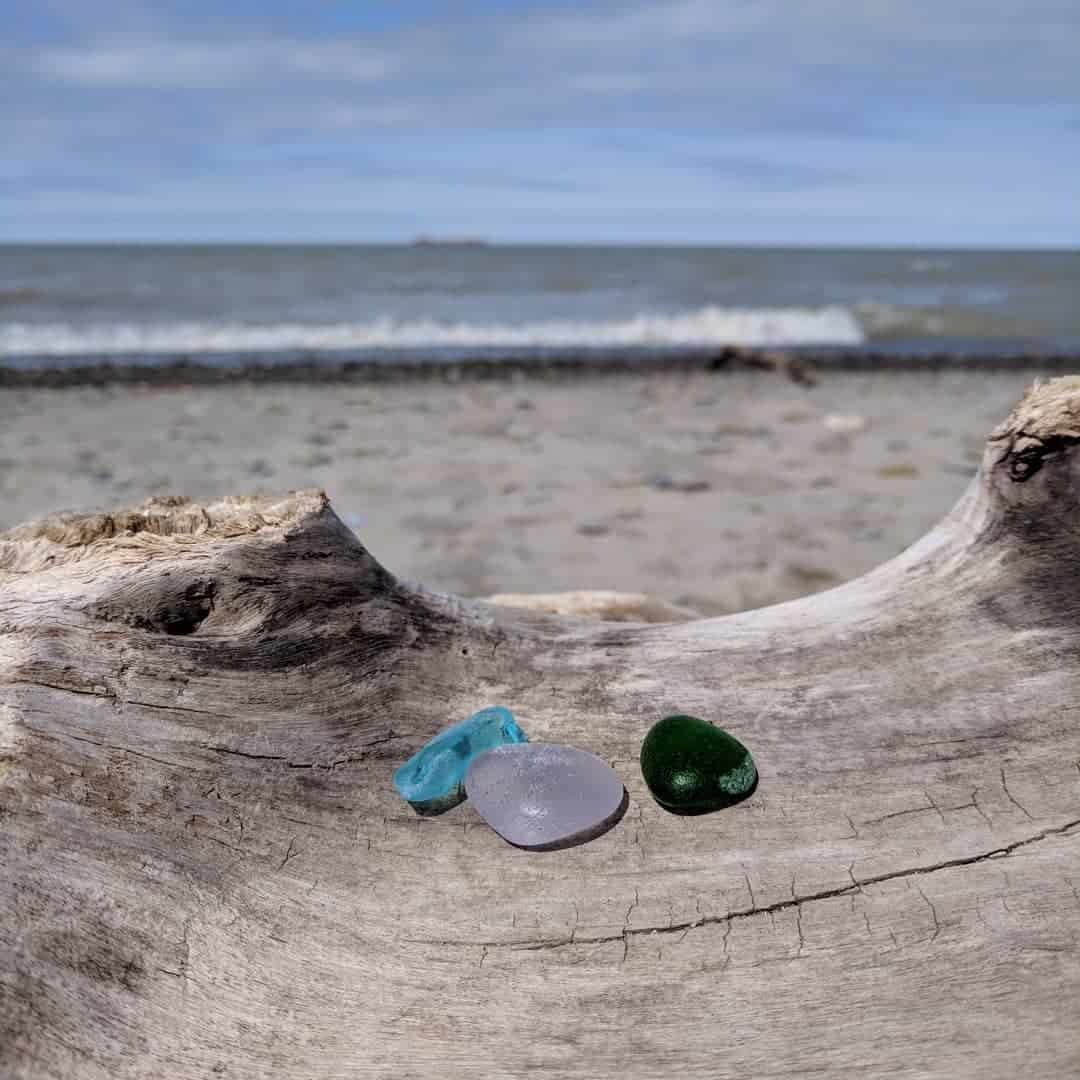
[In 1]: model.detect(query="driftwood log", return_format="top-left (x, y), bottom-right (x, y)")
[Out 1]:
top-left (3, 378), bottom-right (1080, 1079)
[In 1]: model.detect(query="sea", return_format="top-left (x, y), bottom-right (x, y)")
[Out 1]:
top-left (1, 244), bottom-right (1078, 369)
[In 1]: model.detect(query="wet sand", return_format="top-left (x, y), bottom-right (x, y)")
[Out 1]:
top-left (0, 368), bottom-right (1042, 614)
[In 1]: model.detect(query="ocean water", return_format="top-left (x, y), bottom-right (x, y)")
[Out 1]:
top-left (1, 244), bottom-right (1078, 367)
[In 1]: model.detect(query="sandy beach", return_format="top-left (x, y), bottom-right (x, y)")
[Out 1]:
top-left (0, 367), bottom-right (1042, 614)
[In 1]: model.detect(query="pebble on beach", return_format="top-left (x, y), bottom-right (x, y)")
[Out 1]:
top-left (823, 413), bottom-right (868, 434)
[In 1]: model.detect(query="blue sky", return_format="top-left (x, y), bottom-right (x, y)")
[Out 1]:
top-left (3, 0), bottom-right (1079, 246)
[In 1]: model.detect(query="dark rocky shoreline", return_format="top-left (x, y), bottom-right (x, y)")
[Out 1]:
top-left (1, 345), bottom-right (1079, 389)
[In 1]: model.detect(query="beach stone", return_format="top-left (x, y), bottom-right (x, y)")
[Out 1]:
top-left (713, 422), bottom-right (772, 438)
top-left (291, 451), bottom-right (333, 468)
top-left (640, 714), bottom-right (757, 815)
top-left (823, 413), bottom-right (868, 434)
top-left (646, 472), bottom-right (711, 493)
top-left (393, 706), bottom-right (527, 816)
top-left (876, 462), bottom-right (919, 478)
top-left (465, 743), bottom-right (626, 850)
top-left (576, 521), bottom-right (610, 537)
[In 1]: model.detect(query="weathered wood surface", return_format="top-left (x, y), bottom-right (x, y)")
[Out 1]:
top-left (3, 379), bottom-right (1080, 1079)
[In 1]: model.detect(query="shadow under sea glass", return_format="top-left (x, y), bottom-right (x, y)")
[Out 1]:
top-left (640, 714), bottom-right (758, 815)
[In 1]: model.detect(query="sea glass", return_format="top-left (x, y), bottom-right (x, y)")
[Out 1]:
top-left (640, 714), bottom-right (757, 814)
top-left (393, 706), bottom-right (527, 815)
top-left (465, 743), bottom-right (627, 850)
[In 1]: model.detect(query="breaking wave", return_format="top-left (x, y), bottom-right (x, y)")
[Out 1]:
top-left (0, 305), bottom-right (865, 358)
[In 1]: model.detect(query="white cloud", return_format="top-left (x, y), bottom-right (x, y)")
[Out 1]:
top-left (492, 0), bottom-right (1080, 101)
top-left (15, 0), bottom-right (1080, 108)
top-left (3, 0), bottom-right (1078, 243)
top-left (29, 36), bottom-right (396, 89)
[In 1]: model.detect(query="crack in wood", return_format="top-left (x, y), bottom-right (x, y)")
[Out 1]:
top-left (54, 730), bottom-right (190, 770)
top-left (411, 817), bottom-right (1080, 955)
top-left (1000, 765), bottom-right (1035, 820)
top-left (278, 836), bottom-right (299, 871)
top-left (862, 799), bottom-right (937, 827)
top-left (915, 884), bottom-right (942, 942)
top-left (200, 734), bottom-right (398, 769)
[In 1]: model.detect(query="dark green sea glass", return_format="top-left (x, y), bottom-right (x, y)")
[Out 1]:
top-left (640, 714), bottom-right (757, 815)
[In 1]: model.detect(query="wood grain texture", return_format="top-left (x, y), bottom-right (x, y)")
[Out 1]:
top-left (3, 379), bottom-right (1080, 1079)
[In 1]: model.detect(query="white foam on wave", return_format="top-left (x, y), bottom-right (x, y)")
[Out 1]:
top-left (0, 305), bottom-right (865, 357)
top-left (854, 301), bottom-right (947, 336)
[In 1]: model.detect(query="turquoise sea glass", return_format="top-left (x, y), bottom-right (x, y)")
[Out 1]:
top-left (393, 706), bottom-right (527, 815)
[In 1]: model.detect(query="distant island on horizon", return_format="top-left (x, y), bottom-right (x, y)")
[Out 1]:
top-left (410, 235), bottom-right (490, 247)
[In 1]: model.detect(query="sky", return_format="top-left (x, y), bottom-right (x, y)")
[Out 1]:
top-left (3, 0), bottom-right (1079, 246)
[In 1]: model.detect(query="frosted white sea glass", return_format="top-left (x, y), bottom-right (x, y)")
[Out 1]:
top-left (464, 743), bottom-right (626, 850)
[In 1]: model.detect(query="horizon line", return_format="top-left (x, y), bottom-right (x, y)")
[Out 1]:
top-left (1, 239), bottom-right (1078, 253)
